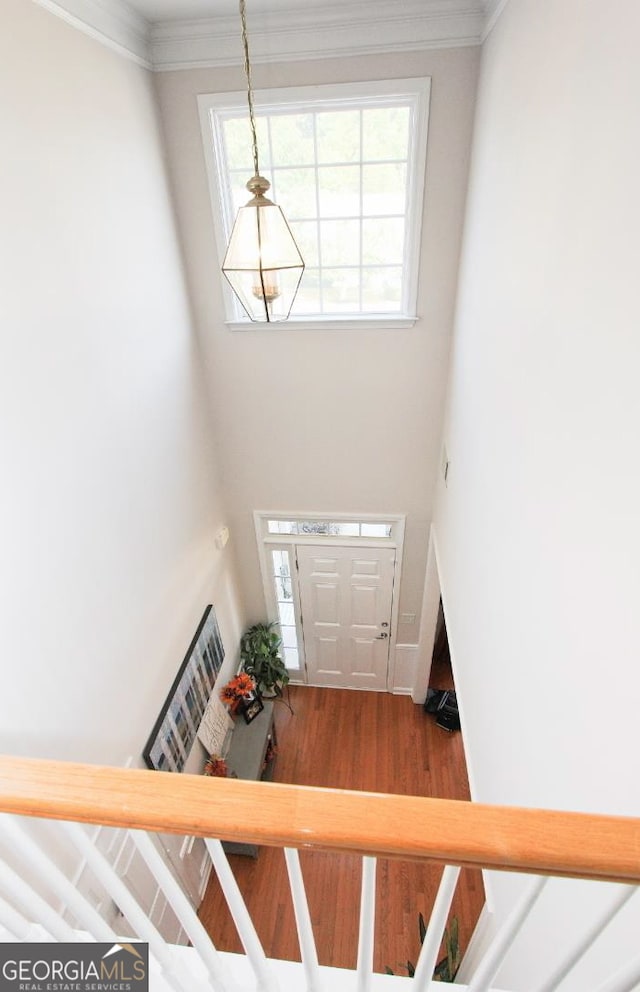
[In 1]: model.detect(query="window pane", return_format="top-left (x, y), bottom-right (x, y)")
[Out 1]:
top-left (223, 116), bottom-right (270, 171)
top-left (362, 217), bottom-right (405, 265)
top-left (274, 167), bottom-right (318, 219)
top-left (298, 520), bottom-right (330, 535)
top-left (318, 166), bottom-right (360, 218)
top-left (322, 269), bottom-right (360, 312)
top-left (270, 113), bottom-right (314, 166)
top-left (268, 520), bottom-right (297, 534)
top-left (316, 110), bottom-right (360, 164)
top-left (285, 647), bottom-right (300, 670)
top-left (271, 550), bottom-right (290, 577)
top-left (333, 522), bottom-right (360, 536)
top-left (362, 107), bottom-right (410, 161)
top-left (289, 221), bottom-right (319, 267)
top-left (320, 219), bottom-right (360, 266)
top-left (362, 267), bottom-right (403, 311)
top-left (278, 601), bottom-right (295, 625)
top-left (362, 163), bottom-right (407, 216)
top-left (361, 523), bottom-right (393, 537)
top-left (280, 625), bottom-right (298, 649)
top-left (291, 268), bottom-right (322, 315)
top-left (276, 576), bottom-right (293, 600)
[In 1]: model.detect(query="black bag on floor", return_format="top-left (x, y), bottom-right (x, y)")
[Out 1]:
top-left (424, 688), bottom-right (447, 713)
top-left (435, 690), bottom-right (460, 732)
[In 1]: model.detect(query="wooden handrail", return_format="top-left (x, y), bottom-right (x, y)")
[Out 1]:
top-left (0, 756), bottom-right (638, 885)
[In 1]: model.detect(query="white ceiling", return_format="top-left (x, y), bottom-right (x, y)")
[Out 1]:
top-left (39, 0), bottom-right (504, 70)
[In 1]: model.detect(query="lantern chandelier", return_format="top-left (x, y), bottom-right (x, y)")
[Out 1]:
top-left (221, 0), bottom-right (305, 322)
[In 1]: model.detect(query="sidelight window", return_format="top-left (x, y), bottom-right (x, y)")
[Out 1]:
top-left (270, 548), bottom-right (300, 671)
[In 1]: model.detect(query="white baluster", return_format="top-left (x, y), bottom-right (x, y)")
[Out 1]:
top-left (536, 886), bottom-right (637, 992)
top-left (284, 848), bottom-right (322, 992)
top-left (0, 892), bottom-right (34, 940)
top-left (0, 857), bottom-right (76, 941)
top-left (413, 865), bottom-right (461, 991)
top-left (0, 815), bottom-right (119, 942)
top-left (130, 830), bottom-right (235, 992)
top-left (356, 856), bottom-right (376, 992)
top-left (205, 838), bottom-right (280, 992)
top-left (467, 876), bottom-right (547, 992)
top-left (59, 822), bottom-right (202, 992)
top-left (593, 950), bottom-right (640, 992)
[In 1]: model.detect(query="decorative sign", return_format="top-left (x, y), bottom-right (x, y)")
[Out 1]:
top-left (198, 694), bottom-right (234, 757)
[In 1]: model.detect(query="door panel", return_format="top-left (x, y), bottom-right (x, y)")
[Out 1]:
top-left (314, 582), bottom-right (340, 622)
top-left (351, 584), bottom-right (378, 625)
top-left (317, 636), bottom-right (340, 675)
top-left (297, 545), bottom-right (395, 690)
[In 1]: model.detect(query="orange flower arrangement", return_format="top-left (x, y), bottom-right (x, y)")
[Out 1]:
top-left (203, 755), bottom-right (228, 777)
top-left (220, 672), bottom-right (256, 712)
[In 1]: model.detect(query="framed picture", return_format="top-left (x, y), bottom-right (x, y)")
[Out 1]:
top-left (241, 694), bottom-right (264, 725)
top-left (143, 605), bottom-right (225, 771)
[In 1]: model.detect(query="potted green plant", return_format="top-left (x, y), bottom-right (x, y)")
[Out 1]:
top-left (385, 913), bottom-right (460, 982)
top-left (240, 621), bottom-right (290, 700)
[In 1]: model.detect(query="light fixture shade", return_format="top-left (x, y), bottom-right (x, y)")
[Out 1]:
top-left (222, 188), bottom-right (304, 322)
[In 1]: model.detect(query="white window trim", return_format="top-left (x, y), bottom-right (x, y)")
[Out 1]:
top-left (226, 315), bottom-right (418, 332)
top-left (253, 511), bottom-right (406, 687)
top-left (198, 78), bottom-right (431, 329)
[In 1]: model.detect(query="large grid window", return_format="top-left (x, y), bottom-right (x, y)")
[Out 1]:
top-left (199, 79), bottom-right (430, 325)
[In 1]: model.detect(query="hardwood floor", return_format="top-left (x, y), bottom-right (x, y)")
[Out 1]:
top-left (198, 683), bottom-right (484, 975)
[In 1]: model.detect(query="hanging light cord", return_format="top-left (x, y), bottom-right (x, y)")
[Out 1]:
top-left (239, 0), bottom-right (260, 178)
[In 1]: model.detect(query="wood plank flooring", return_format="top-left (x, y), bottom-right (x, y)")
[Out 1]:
top-left (198, 681), bottom-right (484, 975)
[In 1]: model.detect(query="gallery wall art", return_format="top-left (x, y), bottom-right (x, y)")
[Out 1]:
top-left (143, 605), bottom-right (224, 771)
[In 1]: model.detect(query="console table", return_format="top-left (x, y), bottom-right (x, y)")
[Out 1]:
top-left (222, 700), bottom-right (277, 857)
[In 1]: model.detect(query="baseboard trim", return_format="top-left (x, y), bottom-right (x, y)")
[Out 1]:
top-left (392, 643), bottom-right (419, 694)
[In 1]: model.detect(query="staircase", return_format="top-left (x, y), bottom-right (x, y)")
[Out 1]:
top-left (0, 756), bottom-right (639, 992)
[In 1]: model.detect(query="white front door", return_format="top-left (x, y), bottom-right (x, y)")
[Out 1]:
top-left (297, 545), bottom-right (396, 690)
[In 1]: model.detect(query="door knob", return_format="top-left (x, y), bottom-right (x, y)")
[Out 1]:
top-left (375, 632), bottom-right (388, 639)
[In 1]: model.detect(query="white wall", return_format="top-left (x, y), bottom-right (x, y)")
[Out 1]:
top-left (154, 47), bottom-right (479, 649)
top-left (434, 0), bottom-right (640, 985)
top-left (0, 0), bottom-right (244, 767)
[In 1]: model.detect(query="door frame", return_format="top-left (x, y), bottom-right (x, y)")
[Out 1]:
top-left (253, 511), bottom-right (406, 690)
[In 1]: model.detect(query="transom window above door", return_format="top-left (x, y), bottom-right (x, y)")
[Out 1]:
top-left (198, 78), bottom-right (431, 329)
top-left (256, 513), bottom-right (403, 543)
top-left (267, 519), bottom-right (392, 538)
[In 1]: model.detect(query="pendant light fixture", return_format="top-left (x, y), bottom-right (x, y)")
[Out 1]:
top-left (222, 0), bottom-right (304, 322)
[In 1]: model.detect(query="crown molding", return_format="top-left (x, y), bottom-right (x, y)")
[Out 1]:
top-left (150, 1), bottom-right (484, 70)
top-left (481, 0), bottom-right (512, 40)
top-left (35, 0), bottom-right (515, 72)
top-left (33, 0), bottom-right (152, 67)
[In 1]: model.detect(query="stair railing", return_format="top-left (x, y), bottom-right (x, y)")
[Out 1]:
top-left (0, 755), bottom-right (639, 992)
